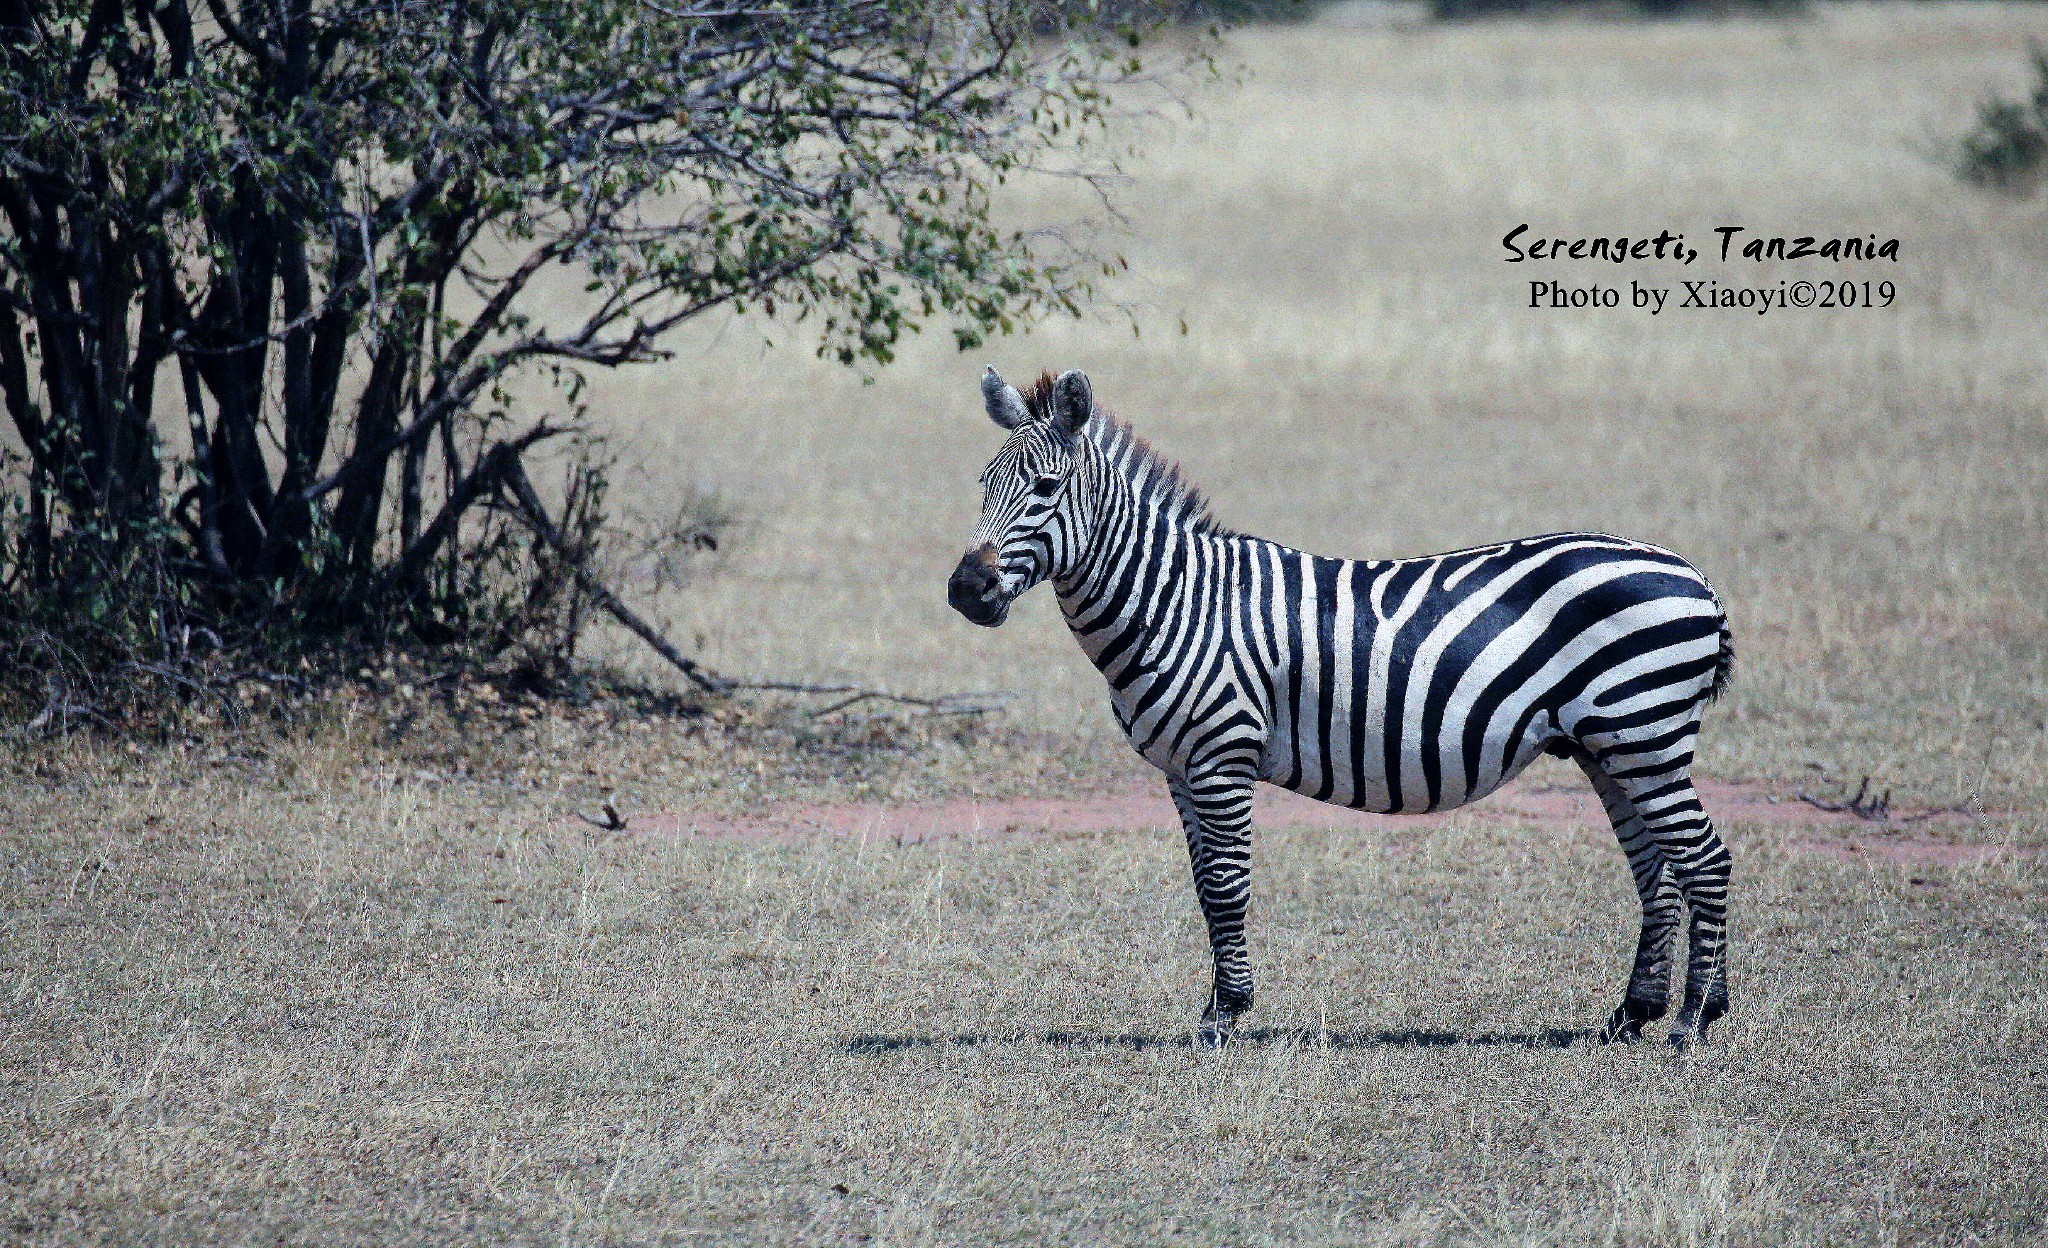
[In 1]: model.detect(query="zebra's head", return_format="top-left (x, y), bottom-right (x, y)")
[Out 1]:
top-left (948, 366), bottom-right (1096, 628)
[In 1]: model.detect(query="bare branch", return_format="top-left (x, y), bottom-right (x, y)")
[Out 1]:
top-left (500, 455), bottom-right (725, 693)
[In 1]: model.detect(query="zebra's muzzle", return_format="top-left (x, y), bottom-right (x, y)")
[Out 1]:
top-left (948, 547), bottom-right (1012, 627)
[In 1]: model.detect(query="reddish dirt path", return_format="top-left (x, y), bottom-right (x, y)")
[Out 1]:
top-left (621, 778), bottom-right (2002, 866)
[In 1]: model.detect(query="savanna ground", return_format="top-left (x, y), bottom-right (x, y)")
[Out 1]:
top-left (7, 3), bottom-right (2048, 1243)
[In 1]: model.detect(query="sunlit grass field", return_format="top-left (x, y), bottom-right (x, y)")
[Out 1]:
top-left (5, 747), bottom-right (2043, 1244)
top-left (7, 4), bottom-right (2048, 1244)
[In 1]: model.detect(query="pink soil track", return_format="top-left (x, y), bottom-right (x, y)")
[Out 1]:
top-left (622, 778), bottom-right (2004, 866)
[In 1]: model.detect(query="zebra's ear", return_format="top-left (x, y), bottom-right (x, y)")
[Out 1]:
top-left (1050, 369), bottom-right (1094, 438)
top-left (982, 366), bottom-right (1029, 430)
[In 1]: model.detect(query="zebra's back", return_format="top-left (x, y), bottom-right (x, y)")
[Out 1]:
top-left (1243, 532), bottom-right (1727, 814)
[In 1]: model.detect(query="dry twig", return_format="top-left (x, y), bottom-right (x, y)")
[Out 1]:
top-left (1798, 774), bottom-right (1892, 821)
top-left (1797, 774), bottom-right (1977, 824)
top-left (726, 681), bottom-right (1009, 719)
top-left (575, 798), bottom-right (629, 832)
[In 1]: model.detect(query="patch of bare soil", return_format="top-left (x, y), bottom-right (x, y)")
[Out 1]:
top-left (619, 777), bottom-right (2001, 865)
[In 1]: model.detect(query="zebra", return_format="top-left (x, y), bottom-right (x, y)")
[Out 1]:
top-left (948, 367), bottom-right (1735, 1050)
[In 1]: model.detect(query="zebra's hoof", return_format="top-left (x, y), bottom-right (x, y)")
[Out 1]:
top-left (1601, 1018), bottom-right (1645, 1045)
top-left (1198, 1011), bottom-right (1244, 1050)
top-left (1600, 1002), bottom-right (1658, 1044)
top-left (1200, 988), bottom-right (1251, 1050)
top-left (1667, 1019), bottom-right (1715, 1054)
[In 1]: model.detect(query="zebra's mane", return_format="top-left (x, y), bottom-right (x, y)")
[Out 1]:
top-left (1021, 372), bottom-right (1234, 538)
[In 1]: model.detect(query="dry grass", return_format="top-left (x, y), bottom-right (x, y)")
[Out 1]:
top-left (9, 3), bottom-right (2048, 1243)
top-left (3, 739), bottom-right (2043, 1244)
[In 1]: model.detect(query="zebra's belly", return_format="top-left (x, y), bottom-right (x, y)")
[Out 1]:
top-left (1257, 719), bottom-right (1553, 815)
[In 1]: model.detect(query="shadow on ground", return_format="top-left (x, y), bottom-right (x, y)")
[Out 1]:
top-left (844, 1027), bottom-right (1596, 1055)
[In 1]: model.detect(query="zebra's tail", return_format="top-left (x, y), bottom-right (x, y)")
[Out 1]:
top-left (1704, 598), bottom-right (1735, 704)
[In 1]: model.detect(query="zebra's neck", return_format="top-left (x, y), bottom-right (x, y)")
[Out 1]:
top-left (1052, 443), bottom-right (1238, 679)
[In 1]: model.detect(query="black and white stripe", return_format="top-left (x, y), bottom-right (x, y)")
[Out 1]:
top-left (949, 368), bottom-right (1734, 1049)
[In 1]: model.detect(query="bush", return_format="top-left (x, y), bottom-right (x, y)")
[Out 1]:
top-left (0, 0), bottom-right (1192, 725)
top-left (1955, 51), bottom-right (2048, 193)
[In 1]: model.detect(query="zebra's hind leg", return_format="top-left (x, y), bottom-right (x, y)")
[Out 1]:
top-left (1168, 773), bottom-right (1258, 1048)
top-left (1599, 756), bottom-right (1733, 1052)
top-left (1574, 751), bottom-right (1683, 1044)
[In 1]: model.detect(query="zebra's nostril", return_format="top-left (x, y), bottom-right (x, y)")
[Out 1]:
top-left (948, 555), bottom-right (997, 604)
top-left (951, 550), bottom-right (996, 587)
top-left (948, 548), bottom-right (1013, 625)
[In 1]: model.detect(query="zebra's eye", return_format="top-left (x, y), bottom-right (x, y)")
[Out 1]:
top-left (1030, 475), bottom-right (1061, 497)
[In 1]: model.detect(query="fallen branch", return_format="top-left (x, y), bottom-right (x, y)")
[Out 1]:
top-left (233, 669), bottom-right (312, 691)
top-left (724, 680), bottom-right (1009, 718)
top-left (499, 456), bottom-right (725, 694)
top-left (1889, 806), bottom-right (1976, 825)
top-left (1798, 775), bottom-right (1891, 821)
top-left (574, 798), bottom-right (629, 832)
top-left (1794, 773), bottom-right (1981, 824)
top-left (16, 672), bottom-right (116, 739)
top-left (1796, 773), bottom-right (1984, 825)
top-left (498, 451), bottom-right (1011, 722)
top-left (388, 422), bottom-right (567, 593)
top-left (120, 661), bottom-right (245, 730)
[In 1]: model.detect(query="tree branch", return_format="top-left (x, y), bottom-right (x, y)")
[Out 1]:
top-left (500, 455), bottom-right (724, 694)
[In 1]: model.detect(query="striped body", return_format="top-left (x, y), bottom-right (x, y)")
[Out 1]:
top-left (1063, 532), bottom-right (1725, 815)
top-left (953, 368), bottom-right (1734, 1048)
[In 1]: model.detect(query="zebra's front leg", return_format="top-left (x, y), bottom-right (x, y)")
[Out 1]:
top-left (1169, 773), bottom-right (1258, 1047)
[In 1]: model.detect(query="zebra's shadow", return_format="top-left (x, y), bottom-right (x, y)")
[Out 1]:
top-left (843, 1026), bottom-right (1595, 1055)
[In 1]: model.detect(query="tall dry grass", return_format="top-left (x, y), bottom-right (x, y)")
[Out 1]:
top-left (3, 735), bottom-right (2042, 1244)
